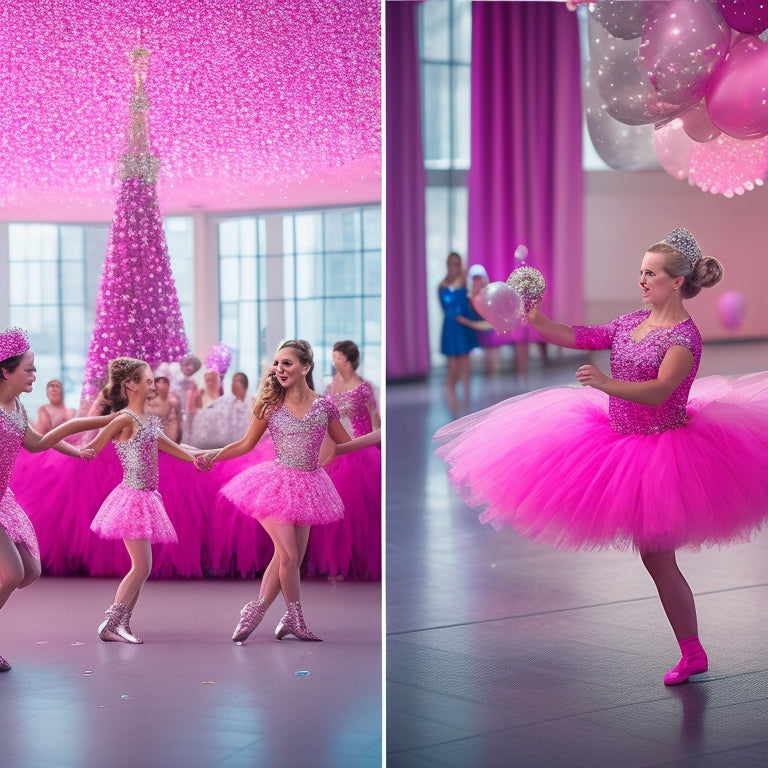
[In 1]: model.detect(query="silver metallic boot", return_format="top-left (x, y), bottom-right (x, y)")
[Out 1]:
top-left (274, 601), bottom-right (322, 642)
top-left (232, 597), bottom-right (267, 643)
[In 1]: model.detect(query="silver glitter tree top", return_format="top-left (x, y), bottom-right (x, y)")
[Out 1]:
top-left (120, 43), bottom-right (160, 183)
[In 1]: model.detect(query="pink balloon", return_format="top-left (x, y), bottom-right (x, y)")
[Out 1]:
top-left (688, 131), bottom-right (768, 196)
top-left (475, 282), bottom-right (522, 335)
top-left (681, 100), bottom-right (721, 142)
top-left (717, 0), bottom-right (768, 34)
top-left (638, 0), bottom-right (730, 106)
top-left (716, 291), bottom-right (747, 330)
top-left (653, 119), bottom-right (693, 180)
top-left (705, 35), bottom-right (768, 139)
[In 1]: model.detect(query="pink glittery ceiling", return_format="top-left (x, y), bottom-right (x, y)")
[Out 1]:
top-left (0, 0), bottom-right (381, 221)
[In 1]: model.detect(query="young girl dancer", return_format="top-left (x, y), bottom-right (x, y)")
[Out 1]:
top-left (197, 339), bottom-right (379, 642)
top-left (65, 357), bottom-right (200, 643)
top-left (436, 229), bottom-right (768, 685)
top-left (0, 327), bottom-right (110, 670)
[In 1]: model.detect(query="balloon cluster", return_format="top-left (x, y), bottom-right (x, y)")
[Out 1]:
top-left (473, 245), bottom-right (546, 333)
top-left (584, 0), bottom-right (768, 196)
top-left (205, 342), bottom-right (232, 375)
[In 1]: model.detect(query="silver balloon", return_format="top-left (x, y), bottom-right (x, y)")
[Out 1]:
top-left (589, 0), bottom-right (660, 40)
top-left (583, 68), bottom-right (661, 169)
top-left (589, 13), bottom-right (690, 126)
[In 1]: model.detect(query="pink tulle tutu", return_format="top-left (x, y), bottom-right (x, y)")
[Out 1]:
top-left (205, 440), bottom-right (278, 578)
top-left (0, 488), bottom-right (39, 559)
top-left (435, 373), bottom-right (768, 552)
top-left (11, 443), bottom-right (215, 577)
top-left (91, 485), bottom-right (178, 543)
top-left (219, 461), bottom-right (344, 527)
top-left (305, 445), bottom-right (382, 580)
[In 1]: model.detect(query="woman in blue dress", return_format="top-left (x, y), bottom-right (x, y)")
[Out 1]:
top-left (438, 252), bottom-right (489, 419)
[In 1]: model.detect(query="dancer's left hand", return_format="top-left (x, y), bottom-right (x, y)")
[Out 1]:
top-left (575, 364), bottom-right (609, 390)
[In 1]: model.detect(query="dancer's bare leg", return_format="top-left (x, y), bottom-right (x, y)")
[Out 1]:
top-left (641, 550), bottom-right (698, 640)
top-left (114, 538), bottom-right (152, 611)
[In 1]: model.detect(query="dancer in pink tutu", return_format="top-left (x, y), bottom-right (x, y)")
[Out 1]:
top-left (306, 339), bottom-right (381, 580)
top-left (325, 340), bottom-right (381, 436)
top-left (197, 339), bottom-right (379, 643)
top-left (436, 228), bottom-right (768, 686)
top-left (0, 327), bottom-right (110, 671)
top-left (72, 357), bottom-right (201, 644)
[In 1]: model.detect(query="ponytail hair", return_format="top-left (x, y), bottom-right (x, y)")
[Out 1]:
top-left (98, 357), bottom-right (148, 414)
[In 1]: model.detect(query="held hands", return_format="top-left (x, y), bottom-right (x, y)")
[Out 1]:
top-left (575, 364), bottom-right (609, 391)
top-left (193, 450), bottom-right (218, 472)
top-left (78, 446), bottom-right (96, 461)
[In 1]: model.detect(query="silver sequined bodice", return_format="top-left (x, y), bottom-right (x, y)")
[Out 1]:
top-left (115, 410), bottom-right (161, 490)
top-left (268, 398), bottom-right (339, 472)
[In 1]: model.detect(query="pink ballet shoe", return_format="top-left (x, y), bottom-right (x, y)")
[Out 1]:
top-left (0, 654), bottom-right (11, 672)
top-left (664, 649), bottom-right (709, 685)
top-left (98, 602), bottom-right (135, 643)
top-left (232, 597), bottom-right (267, 643)
top-left (275, 601), bottom-right (322, 642)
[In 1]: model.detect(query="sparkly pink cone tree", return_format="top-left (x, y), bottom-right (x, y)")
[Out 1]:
top-left (80, 46), bottom-right (188, 413)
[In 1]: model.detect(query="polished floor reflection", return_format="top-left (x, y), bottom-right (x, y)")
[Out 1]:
top-left (1, 577), bottom-right (381, 768)
top-left (386, 341), bottom-right (768, 768)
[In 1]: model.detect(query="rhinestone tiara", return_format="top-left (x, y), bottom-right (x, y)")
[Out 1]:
top-left (0, 327), bottom-right (29, 363)
top-left (663, 227), bottom-right (703, 268)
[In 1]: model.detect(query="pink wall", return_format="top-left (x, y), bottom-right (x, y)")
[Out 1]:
top-left (583, 170), bottom-right (768, 341)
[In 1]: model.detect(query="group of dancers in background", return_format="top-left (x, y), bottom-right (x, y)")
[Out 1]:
top-left (0, 332), bottom-right (380, 670)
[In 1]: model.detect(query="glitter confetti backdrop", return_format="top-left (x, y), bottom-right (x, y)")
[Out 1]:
top-left (0, 0), bottom-right (381, 220)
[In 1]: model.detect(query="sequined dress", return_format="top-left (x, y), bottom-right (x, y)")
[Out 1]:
top-left (435, 311), bottom-right (768, 552)
top-left (0, 398), bottom-right (39, 558)
top-left (218, 398), bottom-right (344, 526)
top-left (440, 286), bottom-right (479, 356)
top-left (301, 380), bottom-right (382, 580)
top-left (90, 411), bottom-right (178, 543)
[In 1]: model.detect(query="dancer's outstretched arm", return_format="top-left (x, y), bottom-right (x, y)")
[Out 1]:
top-left (194, 413), bottom-right (269, 470)
top-left (24, 413), bottom-right (118, 454)
top-left (158, 432), bottom-right (197, 463)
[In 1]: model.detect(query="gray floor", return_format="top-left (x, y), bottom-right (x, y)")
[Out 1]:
top-left (0, 577), bottom-right (381, 768)
top-left (386, 341), bottom-right (768, 768)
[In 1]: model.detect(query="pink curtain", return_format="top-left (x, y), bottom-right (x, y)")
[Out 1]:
top-left (468, 1), bottom-right (584, 324)
top-left (385, 0), bottom-right (431, 380)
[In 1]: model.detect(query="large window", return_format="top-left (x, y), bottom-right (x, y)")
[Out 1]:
top-left (4, 206), bottom-right (380, 414)
top-left (218, 205), bottom-right (381, 394)
top-left (419, 0), bottom-right (472, 364)
top-left (6, 218), bottom-right (194, 412)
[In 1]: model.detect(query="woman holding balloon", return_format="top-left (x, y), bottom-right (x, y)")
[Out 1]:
top-left (437, 252), bottom-right (490, 419)
top-left (436, 228), bottom-right (768, 686)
